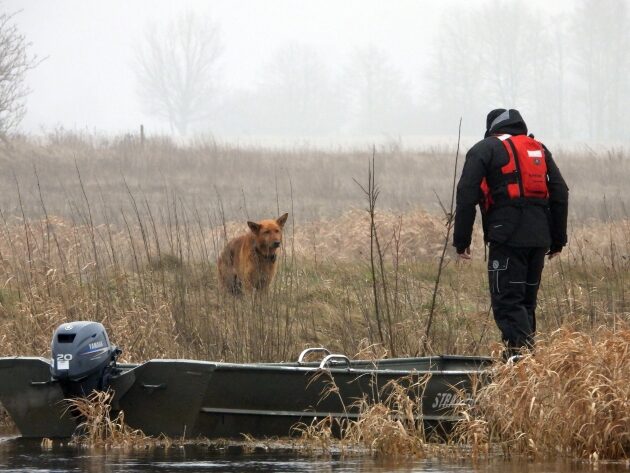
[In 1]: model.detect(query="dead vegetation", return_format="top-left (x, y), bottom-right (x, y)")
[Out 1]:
top-left (0, 205), bottom-right (625, 362)
top-left (292, 374), bottom-right (434, 457)
top-left (341, 377), bottom-right (431, 456)
top-left (62, 391), bottom-right (290, 452)
top-left (454, 325), bottom-right (630, 461)
top-left (0, 404), bottom-right (15, 433)
top-left (66, 391), bottom-right (155, 449)
top-left (1, 133), bottom-right (628, 224)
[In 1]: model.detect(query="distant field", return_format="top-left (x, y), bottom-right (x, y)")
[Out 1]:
top-left (0, 133), bottom-right (628, 225)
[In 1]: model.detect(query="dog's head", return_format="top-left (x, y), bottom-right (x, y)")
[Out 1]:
top-left (247, 213), bottom-right (289, 258)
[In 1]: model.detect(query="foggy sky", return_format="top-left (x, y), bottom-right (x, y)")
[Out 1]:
top-left (4, 0), bottom-right (624, 144)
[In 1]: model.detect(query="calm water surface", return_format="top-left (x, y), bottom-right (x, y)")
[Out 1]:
top-left (1, 436), bottom-right (628, 473)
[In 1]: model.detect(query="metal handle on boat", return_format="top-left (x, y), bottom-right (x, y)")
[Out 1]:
top-left (141, 383), bottom-right (167, 393)
top-left (298, 347), bottom-right (331, 364)
top-left (319, 354), bottom-right (351, 370)
top-left (506, 355), bottom-right (525, 364)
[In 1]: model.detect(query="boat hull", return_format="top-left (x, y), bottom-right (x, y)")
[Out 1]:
top-left (0, 358), bottom-right (76, 437)
top-left (0, 355), bottom-right (490, 439)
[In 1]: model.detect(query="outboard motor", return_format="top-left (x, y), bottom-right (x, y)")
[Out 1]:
top-left (51, 321), bottom-right (121, 397)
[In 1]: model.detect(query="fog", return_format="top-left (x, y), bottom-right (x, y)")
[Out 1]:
top-left (4, 0), bottom-right (629, 144)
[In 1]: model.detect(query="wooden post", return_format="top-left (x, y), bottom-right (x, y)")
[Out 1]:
top-left (140, 124), bottom-right (145, 147)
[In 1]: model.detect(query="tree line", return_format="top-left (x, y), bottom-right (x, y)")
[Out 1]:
top-left (1, 0), bottom-right (628, 141)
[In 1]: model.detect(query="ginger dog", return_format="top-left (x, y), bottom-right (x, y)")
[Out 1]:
top-left (218, 213), bottom-right (288, 295)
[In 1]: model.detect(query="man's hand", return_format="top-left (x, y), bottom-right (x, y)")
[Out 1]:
top-left (547, 251), bottom-right (561, 260)
top-left (457, 247), bottom-right (472, 260)
top-left (547, 245), bottom-right (562, 260)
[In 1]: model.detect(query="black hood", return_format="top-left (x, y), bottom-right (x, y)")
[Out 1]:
top-left (484, 109), bottom-right (528, 138)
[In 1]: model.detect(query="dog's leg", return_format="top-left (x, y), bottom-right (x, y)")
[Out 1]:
top-left (230, 275), bottom-right (243, 296)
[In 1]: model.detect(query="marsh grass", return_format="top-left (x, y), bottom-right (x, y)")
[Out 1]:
top-left (65, 390), bottom-right (220, 450)
top-left (0, 134), bottom-right (628, 457)
top-left (66, 391), bottom-right (155, 449)
top-left (453, 325), bottom-right (630, 461)
top-left (293, 373), bottom-right (435, 457)
top-left (0, 405), bottom-right (15, 433)
top-left (341, 376), bottom-right (431, 456)
top-left (0, 150), bottom-right (627, 362)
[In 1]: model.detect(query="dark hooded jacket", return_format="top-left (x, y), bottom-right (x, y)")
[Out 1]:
top-left (453, 109), bottom-right (569, 251)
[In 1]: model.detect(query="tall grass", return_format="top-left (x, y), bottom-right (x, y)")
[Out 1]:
top-left (66, 391), bottom-right (154, 449)
top-left (293, 374), bottom-right (434, 457)
top-left (0, 206), bottom-right (625, 362)
top-left (0, 404), bottom-right (14, 432)
top-left (454, 325), bottom-right (630, 460)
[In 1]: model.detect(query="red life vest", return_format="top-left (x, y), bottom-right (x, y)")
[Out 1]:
top-left (480, 134), bottom-right (549, 211)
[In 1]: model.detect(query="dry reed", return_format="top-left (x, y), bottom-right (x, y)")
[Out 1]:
top-left (0, 406), bottom-right (15, 433)
top-left (66, 390), bottom-right (156, 449)
top-left (293, 374), bottom-right (436, 457)
top-left (342, 376), bottom-right (431, 456)
top-left (454, 325), bottom-right (630, 460)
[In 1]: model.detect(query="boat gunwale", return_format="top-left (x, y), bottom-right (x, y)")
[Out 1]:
top-left (115, 358), bottom-right (489, 376)
top-left (0, 356), bottom-right (492, 378)
top-left (0, 355), bottom-right (492, 374)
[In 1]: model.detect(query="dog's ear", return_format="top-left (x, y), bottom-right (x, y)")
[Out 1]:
top-left (247, 221), bottom-right (261, 234)
top-left (276, 213), bottom-right (289, 227)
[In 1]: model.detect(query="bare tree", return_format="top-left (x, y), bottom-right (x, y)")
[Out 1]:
top-left (135, 12), bottom-right (222, 135)
top-left (572, 0), bottom-right (630, 140)
top-left (258, 42), bottom-right (342, 135)
top-left (0, 10), bottom-right (38, 137)
top-left (476, 2), bottom-right (547, 106)
top-left (428, 8), bottom-right (485, 130)
top-left (428, 1), bottom-right (559, 137)
top-left (345, 45), bottom-right (416, 135)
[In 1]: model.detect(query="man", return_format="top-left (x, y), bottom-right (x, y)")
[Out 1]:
top-left (453, 109), bottom-right (568, 357)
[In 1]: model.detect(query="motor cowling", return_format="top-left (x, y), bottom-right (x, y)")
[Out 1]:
top-left (51, 321), bottom-right (121, 396)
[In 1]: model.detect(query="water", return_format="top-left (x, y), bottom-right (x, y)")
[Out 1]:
top-left (1, 436), bottom-right (628, 473)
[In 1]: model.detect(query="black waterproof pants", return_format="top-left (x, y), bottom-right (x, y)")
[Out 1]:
top-left (487, 244), bottom-right (546, 355)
